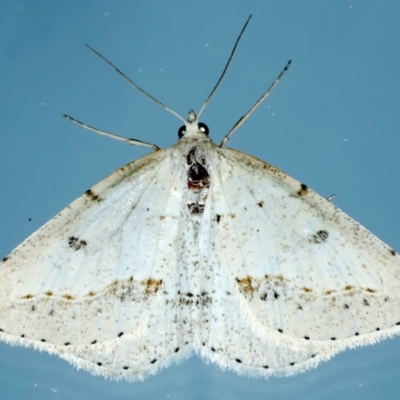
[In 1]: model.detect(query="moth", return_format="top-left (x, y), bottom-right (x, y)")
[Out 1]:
top-left (1, 16), bottom-right (399, 381)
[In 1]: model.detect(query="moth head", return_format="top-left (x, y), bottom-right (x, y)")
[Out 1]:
top-left (178, 110), bottom-right (209, 139)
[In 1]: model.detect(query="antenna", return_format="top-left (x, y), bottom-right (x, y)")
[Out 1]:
top-left (63, 114), bottom-right (160, 150)
top-left (85, 44), bottom-right (186, 124)
top-left (197, 15), bottom-right (252, 119)
top-left (64, 16), bottom-right (290, 151)
top-left (219, 59), bottom-right (292, 148)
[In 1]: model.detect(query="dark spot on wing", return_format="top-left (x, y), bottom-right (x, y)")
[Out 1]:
top-left (175, 347), bottom-right (180, 353)
top-left (142, 278), bottom-right (163, 295)
top-left (2, 256), bottom-right (9, 262)
top-left (118, 332), bottom-right (124, 337)
top-left (274, 291), bottom-right (279, 299)
top-left (278, 329), bottom-right (283, 333)
top-left (258, 201), bottom-right (264, 208)
top-left (236, 276), bottom-right (255, 294)
top-left (215, 214), bottom-right (221, 223)
top-left (91, 340), bottom-right (97, 345)
top-left (304, 336), bottom-right (310, 340)
top-left (297, 183), bottom-right (308, 196)
top-left (363, 299), bottom-right (369, 306)
top-left (235, 359), bottom-right (242, 363)
top-left (123, 366), bottom-right (129, 370)
top-left (85, 189), bottom-right (102, 202)
top-left (311, 230), bottom-right (329, 244)
top-left (64, 342), bottom-right (70, 346)
top-left (97, 362), bottom-right (102, 366)
top-left (150, 359), bottom-right (157, 364)
top-left (389, 248), bottom-right (396, 256)
top-left (68, 236), bottom-right (87, 251)
top-left (260, 293), bottom-right (267, 301)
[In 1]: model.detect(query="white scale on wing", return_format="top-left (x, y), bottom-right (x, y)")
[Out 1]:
top-left (1, 15), bottom-right (399, 381)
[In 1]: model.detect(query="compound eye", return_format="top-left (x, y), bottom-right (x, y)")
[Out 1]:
top-left (198, 122), bottom-right (209, 136)
top-left (178, 125), bottom-right (186, 138)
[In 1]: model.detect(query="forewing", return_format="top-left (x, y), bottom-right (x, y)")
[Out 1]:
top-left (56, 198), bottom-right (206, 381)
top-left (0, 149), bottom-right (187, 358)
top-left (208, 148), bottom-right (400, 350)
top-left (184, 161), bottom-right (329, 378)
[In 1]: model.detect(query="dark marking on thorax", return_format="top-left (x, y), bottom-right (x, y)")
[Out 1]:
top-left (188, 202), bottom-right (205, 214)
top-left (186, 147), bottom-right (210, 190)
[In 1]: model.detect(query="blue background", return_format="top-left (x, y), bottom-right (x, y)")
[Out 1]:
top-left (1, 1), bottom-right (400, 399)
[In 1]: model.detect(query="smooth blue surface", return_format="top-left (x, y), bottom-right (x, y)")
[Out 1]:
top-left (1, 1), bottom-right (400, 399)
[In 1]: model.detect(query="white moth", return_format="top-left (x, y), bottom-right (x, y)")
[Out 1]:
top-left (1, 16), bottom-right (400, 382)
